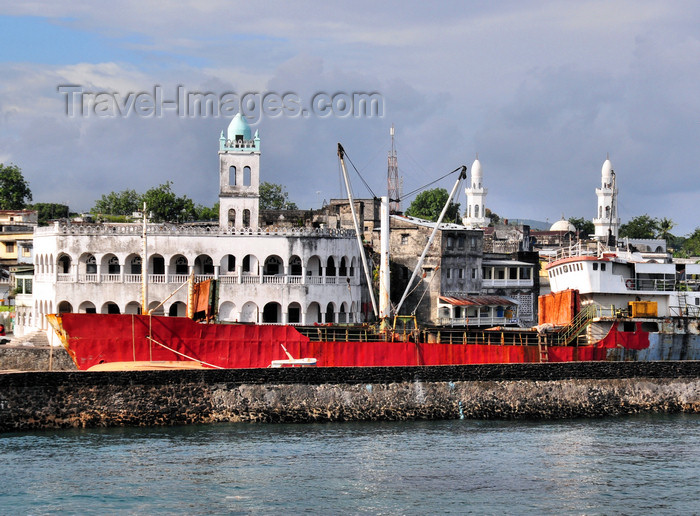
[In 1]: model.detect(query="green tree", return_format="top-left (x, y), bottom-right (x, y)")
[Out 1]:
top-left (259, 182), bottom-right (297, 210)
top-left (619, 214), bottom-right (659, 239)
top-left (568, 217), bottom-right (595, 238)
top-left (681, 228), bottom-right (700, 257)
top-left (485, 208), bottom-right (500, 226)
top-left (0, 163), bottom-right (32, 209)
top-left (30, 203), bottom-right (69, 225)
top-left (656, 217), bottom-right (675, 241)
top-left (405, 188), bottom-right (460, 223)
top-left (91, 189), bottom-right (140, 216)
top-left (194, 202), bottom-right (219, 221)
top-left (142, 182), bottom-right (196, 222)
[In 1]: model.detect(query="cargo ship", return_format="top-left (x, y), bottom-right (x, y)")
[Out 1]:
top-left (48, 240), bottom-right (700, 370)
top-left (45, 145), bottom-right (700, 370)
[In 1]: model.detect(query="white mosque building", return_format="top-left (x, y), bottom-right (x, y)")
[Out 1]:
top-left (19, 115), bottom-right (365, 336)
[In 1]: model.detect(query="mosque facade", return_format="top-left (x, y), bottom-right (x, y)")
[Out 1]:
top-left (19, 115), bottom-right (365, 337)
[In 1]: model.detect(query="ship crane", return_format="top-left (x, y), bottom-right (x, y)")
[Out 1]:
top-left (337, 142), bottom-right (466, 326)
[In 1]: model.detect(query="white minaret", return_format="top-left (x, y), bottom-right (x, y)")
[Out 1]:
top-left (218, 113), bottom-right (261, 230)
top-left (593, 155), bottom-right (620, 241)
top-left (462, 155), bottom-right (488, 228)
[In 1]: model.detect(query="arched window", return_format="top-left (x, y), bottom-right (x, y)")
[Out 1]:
top-left (175, 256), bottom-right (188, 275)
top-left (326, 257), bottom-right (336, 276)
top-left (475, 205), bottom-right (479, 218)
top-left (228, 209), bottom-right (236, 227)
top-left (290, 256), bottom-right (302, 276)
top-left (108, 256), bottom-right (120, 274)
top-left (58, 255), bottom-right (71, 274)
top-left (131, 256), bottom-right (142, 274)
top-left (85, 255), bottom-right (97, 274)
top-left (243, 209), bottom-right (251, 227)
top-left (243, 166), bottom-right (251, 186)
top-left (229, 165), bottom-right (236, 186)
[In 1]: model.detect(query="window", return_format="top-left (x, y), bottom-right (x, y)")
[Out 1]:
top-left (457, 236), bottom-right (465, 249)
top-left (593, 263), bottom-right (598, 271)
top-left (447, 236), bottom-right (454, 249)
top-left (5, 242), bottom-right (14, 253)
top-left (509, 267), bottom-right (518, 280)
top-left (601, 263), bottom-right (606, 271)
top-left (520, 267), bottom-right (531, 280)
top-left (131, 256), bottom-right (142, 274)
top-left (108, 256), bottom-right (120, 274)
top-left (401, 234), bottom-right (409, 245)
top-left (85, 255), bottom-right (97, 274)
top-left (175, 256), bottom-right (188, 275)
top-left (15, 277), bottom-right (32, 294)
top-left (446, 269), bottom-right (451, 279)
top-left (22, 247), bottom-right (31, 257)
top-left (458, 268), bottom-right (464, 279)
top-left (471, 268), bottom-right (477, 279)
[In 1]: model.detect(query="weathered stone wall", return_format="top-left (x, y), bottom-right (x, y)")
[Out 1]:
top-left (0, 362), bottom-right (698, 431)
top-left (0, 345), bottom-right (77, 371)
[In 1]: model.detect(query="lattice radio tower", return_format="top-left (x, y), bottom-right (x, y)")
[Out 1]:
top-left (387, 125), bottom-right (400, 213)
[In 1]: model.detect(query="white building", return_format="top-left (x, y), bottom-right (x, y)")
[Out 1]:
top-left (21, 115), bottom-right (365, 337)
top-left (462, 156), bottom-right (488, 229)
top-left (593, 156), bottom-right (620, 241)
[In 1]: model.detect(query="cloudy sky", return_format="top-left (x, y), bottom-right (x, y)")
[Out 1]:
top-left (1, 1), bottom-right (699, 235)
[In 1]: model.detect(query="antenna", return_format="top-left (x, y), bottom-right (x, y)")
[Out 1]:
top-left (387, 124), bottom-right (400, 214)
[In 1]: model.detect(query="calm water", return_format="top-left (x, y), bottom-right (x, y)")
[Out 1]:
top-left (1, 414), bottom-right (698, 515)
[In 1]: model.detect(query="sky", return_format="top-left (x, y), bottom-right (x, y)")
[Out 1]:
top-left (1, 1), bottom-right (700, 235)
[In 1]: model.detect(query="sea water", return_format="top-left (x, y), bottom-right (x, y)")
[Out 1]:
top-left (0, 414), bottom-right (698, 515)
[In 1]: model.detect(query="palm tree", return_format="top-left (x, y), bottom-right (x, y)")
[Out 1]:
top-left (657, 217), bottom-right (675, 241)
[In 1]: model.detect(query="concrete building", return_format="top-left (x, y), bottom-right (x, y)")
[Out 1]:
top-left (22, 116), bottom-right (366, 338)
top-left (375, 215), bottom-right (537, 327)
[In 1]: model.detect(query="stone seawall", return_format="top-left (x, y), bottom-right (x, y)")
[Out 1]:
top-left (0, 345), bottom-right (77, 372)
top-left (0, 362), bottom-right (698, 431)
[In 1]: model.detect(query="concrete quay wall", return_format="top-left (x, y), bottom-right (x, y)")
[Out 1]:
top-left (0, 362), bottom-right (698, 431)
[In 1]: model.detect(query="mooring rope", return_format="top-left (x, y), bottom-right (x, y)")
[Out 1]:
top-left (145, 336), bottom-right (225, 369)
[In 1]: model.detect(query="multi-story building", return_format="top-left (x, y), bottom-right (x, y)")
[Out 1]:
top-left (22, 115), bottom-right (366, 337)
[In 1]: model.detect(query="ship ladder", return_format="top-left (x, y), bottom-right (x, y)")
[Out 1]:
top-left (538, 335), bottom-right (548, 363)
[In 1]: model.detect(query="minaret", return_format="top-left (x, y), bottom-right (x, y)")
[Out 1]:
top-left (218, 113), bottom-right (261, 229)
top-left (462, 155), bottom-right (488, 228)
top-left (593, 155), bottom-right (620, 242)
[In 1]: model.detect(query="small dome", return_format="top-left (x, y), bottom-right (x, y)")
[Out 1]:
top-left (471, 157), bottom-right (482, 179)
top-left (601, 157), bottom-right (613, 184)
top-left (550, 218), bottom-right (576, 233)
top-left (226, 113), bottom-right (252, 142)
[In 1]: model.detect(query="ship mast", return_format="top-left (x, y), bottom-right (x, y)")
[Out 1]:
top-left (141, 202), bottom-right (148, 314)
top-left (395, 166), bottom-right (467, 315)
top-left (388, 125), bottom-right (400, 214)
top-left (337, 143), bottom-right (379, 319)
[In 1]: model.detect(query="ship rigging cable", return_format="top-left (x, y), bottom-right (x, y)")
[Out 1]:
top-left (341, 146), bottom-right (464, 204)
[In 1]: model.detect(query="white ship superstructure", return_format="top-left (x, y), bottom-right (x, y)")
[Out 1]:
top-left (547, 242), bottom-right (700, 318)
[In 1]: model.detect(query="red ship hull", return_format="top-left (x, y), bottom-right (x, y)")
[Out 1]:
top-left (48, 313), bottom-right (615, 370)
